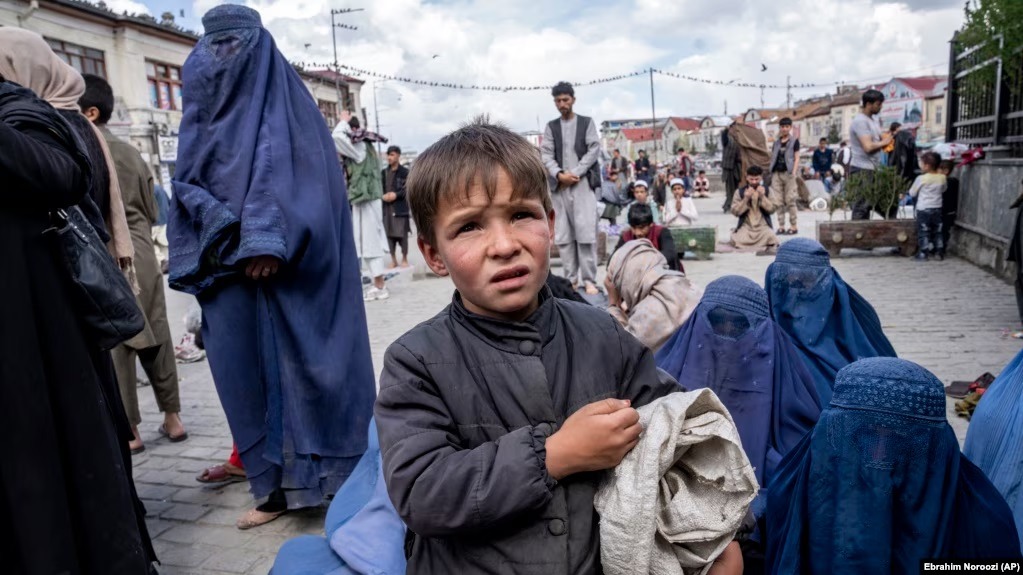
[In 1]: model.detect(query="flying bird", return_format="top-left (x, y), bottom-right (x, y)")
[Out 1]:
top-left (761, 63), bottom-right (767, 72)
top-left (304, 43), bottom-right (312, 49)
top-left (432, 54), bottom-right (440, 59)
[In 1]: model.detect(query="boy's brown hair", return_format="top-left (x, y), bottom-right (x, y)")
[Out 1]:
top-left (938, 159), bottom-right (956, 174)
top-left (406, 117), bottom-right (552, 243)
top-left (921, 151), bottom-right (941, 171)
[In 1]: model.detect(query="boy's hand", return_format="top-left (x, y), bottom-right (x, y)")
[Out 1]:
top-left (545, 399), bottom-right (641, 481)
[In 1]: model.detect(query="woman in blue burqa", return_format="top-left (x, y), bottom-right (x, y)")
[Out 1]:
top-left (168, 5), bottom-right (375, 529)
top-left (767, 357), bottom-right (1021, 573)
top-left (654, 275), bottom-right (821, 573)
top-left (964, 347), bottom-right (1023, 550)
top-left (765, 238), bottom-right (896, 404)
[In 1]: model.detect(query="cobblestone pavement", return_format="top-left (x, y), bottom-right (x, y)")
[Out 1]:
top-left (138, 191), bottom-right (1022, 574)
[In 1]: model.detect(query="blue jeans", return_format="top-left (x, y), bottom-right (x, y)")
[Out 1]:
top-left (916, 208), bottom-right (944, 255)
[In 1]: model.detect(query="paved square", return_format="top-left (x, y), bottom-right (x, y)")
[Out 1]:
top-left (136, 193), bottom-right (1021, 574)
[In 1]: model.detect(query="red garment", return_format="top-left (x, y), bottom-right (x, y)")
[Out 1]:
top-left (228, 444), bottom-right (244, 469)
top-left (621, 224), bottom-right (664, 250)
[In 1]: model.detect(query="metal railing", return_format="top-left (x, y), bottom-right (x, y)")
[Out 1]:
top-left (947, 35), bottom-right (1023, 156)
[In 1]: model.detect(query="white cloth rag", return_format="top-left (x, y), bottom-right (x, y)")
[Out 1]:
top-left (594, 389), bottom-right (758, 575)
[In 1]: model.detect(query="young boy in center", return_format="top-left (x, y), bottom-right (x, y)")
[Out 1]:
top-left (908, 151), bottom-right (947, 261)
top-left (374, 120), bottom-right (741, 574)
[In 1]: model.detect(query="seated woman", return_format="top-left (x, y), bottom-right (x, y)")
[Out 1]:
top-left (271, 419), bottom-right (406, 575)
top-left (614, 203), bottom-right (679, 271)
top-left (655, 276), bottom-right (820, 497)
top-left (604, 239), bottom-right (701, 351)
top-left (663, 177), bottom-right (699, 227)
top-left (964, 347), bottom-right (1023, 551)
top-left (655, 275), bottom-right (820, 574)
top-left (729, 165), bottom-right (779, 254)
top-left (765, 238), bottom-right (896, 404)
top-left (767, 357), bottom-right (1021, 573)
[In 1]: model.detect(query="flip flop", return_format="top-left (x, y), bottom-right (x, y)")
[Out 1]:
top-left (196, 464), bottom-right (247, 484)
top-left (130, 444), bottom-right (146, 456)
top-left (236, 508), bottom-right (287, 530)
top-left (158, 424), bottom-right (189, 443)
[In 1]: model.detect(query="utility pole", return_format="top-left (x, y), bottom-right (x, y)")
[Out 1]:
top-left (786, 75), bottom-right (792, 110)
top-left (649, 68), bottom-right (657, 162)
top-left (329, 8), bottom-right (362, 118)
top-left (373, 80), bottom-right (381, 156)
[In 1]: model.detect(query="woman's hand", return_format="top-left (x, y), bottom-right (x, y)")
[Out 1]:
top-left (244, 255), bottom-right (281, 280)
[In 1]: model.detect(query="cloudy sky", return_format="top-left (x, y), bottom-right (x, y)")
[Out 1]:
top-left (114, 0), bottom-right (963, 151)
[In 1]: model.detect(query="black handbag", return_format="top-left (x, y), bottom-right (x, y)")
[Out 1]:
top-left (46, 205), bottom-right (145, 350)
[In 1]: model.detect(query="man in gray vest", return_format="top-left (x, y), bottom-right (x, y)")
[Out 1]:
top-left (541, 81), bottom-right (602, 295)
top-left (769, 117), bottom-right (801, 234)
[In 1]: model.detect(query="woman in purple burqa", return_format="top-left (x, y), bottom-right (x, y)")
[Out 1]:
top-left (168, 5), bottom-right (375, 528)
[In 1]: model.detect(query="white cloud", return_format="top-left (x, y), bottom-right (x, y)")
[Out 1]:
top-left (105, 0), bottom-right (151, 15)
top-left (185, 0), bottom-right (962, 151)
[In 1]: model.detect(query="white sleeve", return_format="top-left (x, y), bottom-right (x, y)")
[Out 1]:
top-left (332, 121), bottom-right (366, 163)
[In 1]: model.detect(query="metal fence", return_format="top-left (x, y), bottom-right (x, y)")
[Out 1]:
top-left (947, 35), bottom-right (1023, 156)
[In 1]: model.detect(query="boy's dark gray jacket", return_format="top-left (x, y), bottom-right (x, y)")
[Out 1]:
top-left (375, 287), bottom-right (680, 574)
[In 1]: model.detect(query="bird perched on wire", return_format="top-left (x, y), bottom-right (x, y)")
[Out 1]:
top-left (761, 63), bottom-right (768, 72)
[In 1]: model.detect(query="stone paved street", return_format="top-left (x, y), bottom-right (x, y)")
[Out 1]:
top-left (137, 191), bottom-right (1022, 574)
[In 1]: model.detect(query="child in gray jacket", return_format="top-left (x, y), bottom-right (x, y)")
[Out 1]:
top-left (374, 120), bottom-right (743, 575)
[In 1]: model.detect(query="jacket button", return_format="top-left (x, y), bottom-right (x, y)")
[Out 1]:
top-left (547, 518), bottom-right (566, 536)
top-left (518, 340), bottom-right (536, 355)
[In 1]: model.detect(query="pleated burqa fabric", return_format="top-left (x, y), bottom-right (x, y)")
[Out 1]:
top-left (766, 238), bottom-right (896, 404)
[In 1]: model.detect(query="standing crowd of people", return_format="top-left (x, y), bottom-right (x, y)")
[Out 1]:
top-left (4, 5), bottom-right (1023, 575)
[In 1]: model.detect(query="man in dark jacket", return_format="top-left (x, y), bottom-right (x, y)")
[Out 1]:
top-left (381, 144), bottom-right (411, 268)
top-left (376, 120), bottom-right (742, 575)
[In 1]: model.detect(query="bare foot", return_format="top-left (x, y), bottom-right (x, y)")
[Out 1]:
top-left (584, 283), bottom-right (599, 295)
top-left (162, 412), bottom-right (186, 438)
top-left (400, 260), bottom-right (410, 268)
top-left (236, 507), bottom-right (287, 530)
top-left (386, 261), bottom-right (398, 269)
top-left (128, 425), bottom-right (144, 453)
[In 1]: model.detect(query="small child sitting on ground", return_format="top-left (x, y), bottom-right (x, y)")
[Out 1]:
top-left (693, 169), bottom-right (711, 198)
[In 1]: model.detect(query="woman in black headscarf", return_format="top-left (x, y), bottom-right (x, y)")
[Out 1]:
top-left (0, 77), bottom-right (152, 574)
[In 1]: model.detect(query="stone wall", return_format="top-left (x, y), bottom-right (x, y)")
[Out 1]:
top-left (950, 158), bottom-right (1023, 281)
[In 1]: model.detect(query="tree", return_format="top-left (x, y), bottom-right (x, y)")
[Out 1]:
top-left (957, 0), bottom-right (1023, 92)
top-left (704, 136), bottom-right (719, 156)
top-left (827, 123), bottom-right (841, 145)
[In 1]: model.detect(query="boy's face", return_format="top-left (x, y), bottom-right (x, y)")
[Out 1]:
top-left (671, 184), bottom-right (685, 197)
top-left (746, 174), bottom-right (763, 187)
top-left (938, 166), bottom-right (951, 176)
top-left (418, 168), bottom-right (554, 322)
top-left (634, 187), bottom-right (649, 203)
top-left (632, 223), bottom-right (652, 239)
top-left (779, 124), bottom-right (792, 138)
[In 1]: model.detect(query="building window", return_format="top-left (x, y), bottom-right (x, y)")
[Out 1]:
top-left (935, 105), bottom-right (943, 125)
top-left (317, 99), bottom-right (339, 127)
top-left (46, 38), bottom-right (106, 78)
top-left (146, 60), bottom-right (183, 111)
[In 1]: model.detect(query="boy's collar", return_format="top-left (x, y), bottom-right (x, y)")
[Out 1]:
top-left (450, 286), bottom-right (557, 353)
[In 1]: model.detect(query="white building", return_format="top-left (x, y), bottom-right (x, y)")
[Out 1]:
top-left (1, 0), bottom-right (363, 187)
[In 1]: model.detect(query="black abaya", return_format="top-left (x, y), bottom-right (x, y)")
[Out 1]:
top-left (0, 81), bottom-right (151, 574)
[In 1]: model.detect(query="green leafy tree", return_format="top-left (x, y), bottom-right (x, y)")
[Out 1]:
top-left (704, 136), bottom-right (719, 156)
top-left (831, 166), bottom-right (909, 220)
top-left (827, 123), bottom-right (841, 145)
top-left (957, 0), bottom-right (1023, 93)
